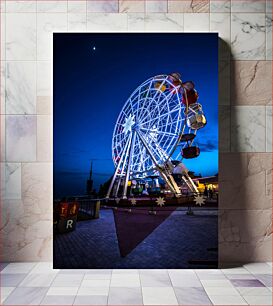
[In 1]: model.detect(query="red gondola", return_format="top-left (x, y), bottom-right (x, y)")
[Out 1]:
top-left (182, 88), bottom-right (199, 105)
top-left (182, 146), bottom-right (200, 159)
top-left (169, 72), bottom-right (181, 82)
top-left (168, 72), bottom-right (182, 93)
top-left (182, 81), bottom-right (195, 90)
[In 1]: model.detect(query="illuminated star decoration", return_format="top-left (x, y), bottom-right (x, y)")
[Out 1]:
top-left (130, 198), bottom-right (137, 206)
top-left (194, 194), bottom-right (206, 206)
top-left (149, 125), bottom-right (158, 141)
top-left (156, 197), bottom-right (165, 207)
top-left (122, 114), bottom-right (135, 135)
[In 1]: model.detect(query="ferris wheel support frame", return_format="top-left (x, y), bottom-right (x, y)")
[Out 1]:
top-left (122, 131), bottom-right (137, 199)
top-left (182, 174), bottom-right (199, 194)
top-left (114, 177), bottom-right (122, 197)
top-left (106, 132), bottom-right (132, 199)
top-left (136, 130), bottom-right (181, 196)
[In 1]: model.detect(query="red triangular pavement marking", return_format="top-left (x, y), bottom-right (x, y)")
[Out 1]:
top-left (113, 207), bottom-right (177, 257)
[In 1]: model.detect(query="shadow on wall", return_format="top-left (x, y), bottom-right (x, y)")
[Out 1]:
top-left (218, 38), bottom-right (272, 267)
top-left (218, 38), bottom-right (246, 268)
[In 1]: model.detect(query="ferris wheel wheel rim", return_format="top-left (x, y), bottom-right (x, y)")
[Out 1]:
top-left (111, 74), bottom-right (188, 169)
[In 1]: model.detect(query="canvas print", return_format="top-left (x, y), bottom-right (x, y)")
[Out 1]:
top-left (53, 33), bottom-right (218, 269)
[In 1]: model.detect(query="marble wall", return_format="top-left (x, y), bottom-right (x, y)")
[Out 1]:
top-left (0, 0), bottom-right (272, 263)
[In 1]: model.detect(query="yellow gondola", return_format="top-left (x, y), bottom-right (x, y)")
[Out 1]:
top-left (154, 82), bottom-right (167, 92)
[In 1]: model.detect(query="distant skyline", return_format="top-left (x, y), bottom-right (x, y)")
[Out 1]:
top-left (54, 33), bottom-right (218, 198)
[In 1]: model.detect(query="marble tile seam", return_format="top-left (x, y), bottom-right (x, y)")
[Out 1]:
top-left (0, 9), bottom-right (270, 14)
top-left (1, 59), bottom-right (271, 62)
top-left (0, 12), bottom-right (270, 15)
top-left (1, 161), bottom-right (52, 164)
top-left (219, 151), bottom-right (272, 154)
top-left (3, 113), bottom-right (52, 116)
top-left (218, 206), bottom-right (272, 210)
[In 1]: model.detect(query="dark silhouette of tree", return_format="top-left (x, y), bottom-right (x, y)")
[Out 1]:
top-left (98, 177), bottom-right (112, 197)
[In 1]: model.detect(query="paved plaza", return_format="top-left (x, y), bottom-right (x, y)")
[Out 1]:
top-left (54, 207), bottom-right (218, 269)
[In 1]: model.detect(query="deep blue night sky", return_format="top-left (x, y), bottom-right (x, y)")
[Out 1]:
top-left (54, 33), bottom-right (218, 198)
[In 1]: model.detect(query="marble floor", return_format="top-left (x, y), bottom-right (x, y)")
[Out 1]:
top-left (0, 262), bottom-right (272, 305)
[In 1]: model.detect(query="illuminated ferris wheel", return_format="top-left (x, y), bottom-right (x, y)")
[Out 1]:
top-left (106, 73), bottom-right (207, 199)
